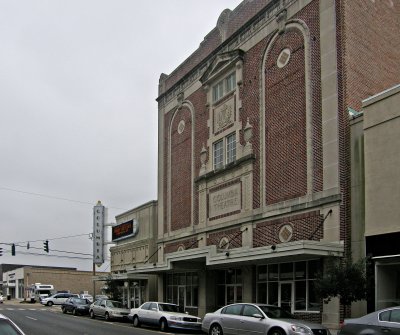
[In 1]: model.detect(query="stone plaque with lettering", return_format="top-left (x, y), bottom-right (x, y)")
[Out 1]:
top-left (209, 183), bottom-right (241, 219)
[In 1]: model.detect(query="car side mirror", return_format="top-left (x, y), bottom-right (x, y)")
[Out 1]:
top-left (253, 313), bottom-right (264, 319)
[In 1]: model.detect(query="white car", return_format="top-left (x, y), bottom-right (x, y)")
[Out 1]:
top-left (41, 293), bottom-right (78, 306)
top-left (0, 313), bottom-right (26, 334)
top-left (79, 294), bottom-right (93, 303)
top-left (129, 302), bottom-right (202, 331)
top-left (0, 294), bottom-right (3, 303)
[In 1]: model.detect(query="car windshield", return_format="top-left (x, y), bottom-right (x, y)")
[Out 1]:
top-left (258, 305), bottom-right (295, 319)
top-left (0, 319), bottom-right (23, 335)
top-left (73, 298), bottom-right (87, 304)
top-left (159, 304), bottom-right (179, 312)
top-left (106, 301), bottom-right (123, 308)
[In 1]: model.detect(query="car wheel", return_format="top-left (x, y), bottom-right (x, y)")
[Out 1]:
top-left (160, 318), bottom-right (168, 332)
top-left (47, 301), bottom-right (53, 307)
top-left (72, 308), bottom-right (77, 316)
top-left (90, 310), bottom-right (95, 319)
top-left (105, 312), bottom-right (110, 321)
top-left (269, 328), bottom-right (285, 335)
top-left (62, 307), bottom-right (67, 314)
top-left (133, 316), bottom-right (141, 327)
top-left (209, 323), bottom-right (223, 335)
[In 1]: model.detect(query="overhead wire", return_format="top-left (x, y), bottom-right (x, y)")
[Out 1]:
top-left (0, 186), bottom-right (128, 210)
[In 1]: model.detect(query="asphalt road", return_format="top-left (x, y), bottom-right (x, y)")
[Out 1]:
top-left (0, 304), bottom-right (202, 335)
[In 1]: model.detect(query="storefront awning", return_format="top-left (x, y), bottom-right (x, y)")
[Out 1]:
top-left (126, 240), bottom-right (344, 274)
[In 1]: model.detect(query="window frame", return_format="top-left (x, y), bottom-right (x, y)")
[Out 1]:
top-left (213, 132), bottom-right (237, 170)
top-left (212, 71), bottom-right (236, 103)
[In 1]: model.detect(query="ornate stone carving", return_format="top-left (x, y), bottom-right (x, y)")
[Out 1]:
top-left (200, 144), bottom-right (208, 175)
top-left (214, 99), bottom-right (234, 133)
top-left (178, 120), bottom-right (185, 134)
top-left (243, 118), bottom-right (253, 155)
top-left (279, 224), bottom-right (293, 242)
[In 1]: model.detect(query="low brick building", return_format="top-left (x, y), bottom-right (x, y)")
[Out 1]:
top-left (2, 265), bottom-right (107, 301)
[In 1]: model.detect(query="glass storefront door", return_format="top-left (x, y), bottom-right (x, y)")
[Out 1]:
top-left (279, 282), bottom-right (293, 313)
top-left (178, 286), bottom-right (185, 311)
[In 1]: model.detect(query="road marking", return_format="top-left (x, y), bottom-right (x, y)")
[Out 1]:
top-left (26, 316), bottom-right (37, 321)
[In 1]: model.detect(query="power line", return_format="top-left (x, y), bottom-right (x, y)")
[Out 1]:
top-left (13, 245), bottom-right (93, 256)
top-left (16, 251), bottom-right (93, 260)
top-left (0, 186), bottom-right (128, 210)
top-left (0, 233), bottom-right (91, 245)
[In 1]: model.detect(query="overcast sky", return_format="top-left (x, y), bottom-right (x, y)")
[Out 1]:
top-left (0, 0), bottom-right (243, 272)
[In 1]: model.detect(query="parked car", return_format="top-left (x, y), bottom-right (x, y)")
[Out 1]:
top-left (338, 306), bottom-right (400, 335)
top-left (79, 294), bottom-right (93, 303)
top-left (41, 293), bottom-right (79, 306)
top-left (94, 294), bottom-right (109, 301)
top-left (89, 299), bottom-right (130, 321)
top-left (202, 303), bottom-right (330, 335)
top-left (0, 294), bottom-right (3, 303)
top-left (129, 301), bottom-right (202, 331)
top-left (61, 297), bottom-right (91, 316)
top-left (0, 313), bottom-right (26, 334)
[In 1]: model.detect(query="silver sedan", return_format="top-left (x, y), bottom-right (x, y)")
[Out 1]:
top-left (202, 303), bottom-right (330, 335)
top-left (129, 302), bottom-right (202, 331)
top-left (338, 306), bottom-right (400, 335)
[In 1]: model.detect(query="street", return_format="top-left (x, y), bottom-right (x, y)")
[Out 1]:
top-left (0, 303), bottom-right (203, 335)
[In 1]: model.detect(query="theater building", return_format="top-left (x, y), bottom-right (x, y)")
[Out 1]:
top-left (128, 0), bottom-right (399, 328)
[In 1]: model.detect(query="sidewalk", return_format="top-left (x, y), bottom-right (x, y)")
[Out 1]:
top-left (1, 298), bottom-right (44, 307)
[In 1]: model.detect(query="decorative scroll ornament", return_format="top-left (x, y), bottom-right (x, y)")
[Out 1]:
top-left (200, 144), bottom-right (208, 175)
top-left (243, 118), bottom-right (253, 155)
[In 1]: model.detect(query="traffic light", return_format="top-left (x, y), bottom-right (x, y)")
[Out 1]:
top-left (0, 247), bottom-right (3, 256)
top-left (11, 243), bottom-right (16, 256)
top-left (43, 240), bottom-right (49, 253)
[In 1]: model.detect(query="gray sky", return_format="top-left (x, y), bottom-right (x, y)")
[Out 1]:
top-left (0, 0), bottom-right (243, 271)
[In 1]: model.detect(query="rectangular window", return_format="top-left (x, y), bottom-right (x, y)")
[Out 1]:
top-left (257, 283), bottom-right (267, 303)
top-left (257, 260), bottom-right (321, 312)
top-left (213, 140), bottom-right (224, 169)
top-left (166, 272), bottom-right (199, 309)
top-left (213, 80), bottom-right (224, 102)
top-left (226, 72), bottom-right (236, 93)
top-left (226, 133), bottom-right (236, 164)
top-left (212, 72), bottom-right (236, 102)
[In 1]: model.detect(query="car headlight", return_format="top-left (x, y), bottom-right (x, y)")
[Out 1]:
top-left (291, 325), bottom-right (313, 334)
top-left (170, 316), bottom-right (183, 321)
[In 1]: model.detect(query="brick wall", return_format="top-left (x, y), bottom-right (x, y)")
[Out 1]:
top-left (207, 227), bottom-right (242, 249)
top-left (342, 0), bottom-right (400, 111)
top-left (170, 106), bottom-right (192, 231)
top-left (253, 211), bottom-right (322, 247)
top-left (26, 268), bottom-right (105, 296)
top-left (264, 28), bottom-right (308, 205)
top-left (164, 237), bottom-right (198, 254)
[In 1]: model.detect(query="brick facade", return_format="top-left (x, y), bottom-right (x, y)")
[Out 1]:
top-left (154, 0), bottom-right (399, 322)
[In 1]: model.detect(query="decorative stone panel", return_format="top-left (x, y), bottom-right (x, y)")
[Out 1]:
top-left (207, 227), bottom-right (242, 250)
top-left (253, 211), bottom-right (322, 247)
